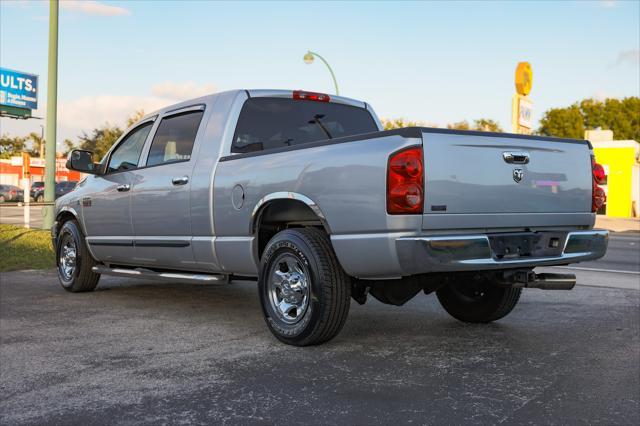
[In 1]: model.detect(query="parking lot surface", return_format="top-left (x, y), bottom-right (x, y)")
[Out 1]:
top-left (0, 205), bottom-right (44, 229)
top-left (1, 269), bottom-right (638, 425)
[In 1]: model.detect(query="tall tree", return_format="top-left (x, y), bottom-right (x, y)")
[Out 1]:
top-left (78, 124), bottom-right (124, 161)
top-left (447, 120), bottom-right (470, 131)
top-left (126, 110), bottom-right (145, 127)
top-left (77, 111), bottom-right (146, 161)
top-left (62, 139), bottom-right (75, 156)
top-left (538, 97), bottom-right (639, 140)
top-left (473, 119), bottom-right (503, 132)
top-left (0, 135), bottom-right (27, 159)
top-left (580, 97), bottom-right (640, 141)
top-left (537, 105), bottom-right (585, 139)
top-left (27, 132), bottom-right (45, 158)
top-left (381, 118), bottom-right (423, 130)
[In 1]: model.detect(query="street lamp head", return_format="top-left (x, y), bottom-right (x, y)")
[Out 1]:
top-left (303, 51), bottom-right (314, 65)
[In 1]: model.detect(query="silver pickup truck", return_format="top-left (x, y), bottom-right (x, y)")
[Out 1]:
top-left (56, 89), bottom-right (608, 346)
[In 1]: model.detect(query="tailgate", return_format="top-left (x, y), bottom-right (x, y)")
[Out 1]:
top-left (421, 130), bottom-right (594, 230)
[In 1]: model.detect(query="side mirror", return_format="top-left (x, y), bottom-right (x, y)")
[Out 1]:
top-left (66, 149), bottom-right (99, 174)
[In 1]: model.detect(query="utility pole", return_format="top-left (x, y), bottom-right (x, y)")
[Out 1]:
top-left (42, 0), bottom-right (58, 230)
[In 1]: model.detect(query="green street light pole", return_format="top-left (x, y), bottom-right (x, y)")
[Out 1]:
top-left (42, 0), bottom-right (58, 230)
top-left (303, 50), bottom-right (339, 95)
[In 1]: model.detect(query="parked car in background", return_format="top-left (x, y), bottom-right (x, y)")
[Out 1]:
top-left (30, 181), bottom-right (44, 201)
top-left (32, 181), bottom-right (78, 203)
top-left (55, 181), bottom-right (79, 199)
top-left (0, 184), bottom-right (24, 203)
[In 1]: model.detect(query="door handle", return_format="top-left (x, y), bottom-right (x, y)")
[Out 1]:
top-left (172, 176), bottom-right (189, 186)
top-left (116, 184), bottom-right (130, 192)
top-left (502, 151), bottom-right (530, 164)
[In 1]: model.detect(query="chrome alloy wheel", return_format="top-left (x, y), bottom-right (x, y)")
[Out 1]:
top-left (59, 234), bottom-right (77, 281)
top-left (267, 253), bottom-right (310, 324)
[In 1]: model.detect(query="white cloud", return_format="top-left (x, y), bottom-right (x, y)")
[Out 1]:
top-left (599, 0), bottom-right (617, 8)
top-left (54, 82), bottom-right (217, 138)
top-left (593, 91), bottom-right (615, 102)
top-left (2, 81), bottom-right (215, 144)
top-left (58, 95), bottom-right (167, 133)
top-left (60, 1), bottom-right (131, 17)
top-left (615, 49), bottom-right (640, 67)
top-left (151, 82), bottom-right (216, 100)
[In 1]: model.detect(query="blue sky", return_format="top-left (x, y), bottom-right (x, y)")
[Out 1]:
top-left (1, 0), bottom-right (639, 147)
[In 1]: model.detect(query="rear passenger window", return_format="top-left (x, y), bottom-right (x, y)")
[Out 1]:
top-left (231, 98), bottom-right (378, 153)
top-left (146, 111), bottom-right (204, 167)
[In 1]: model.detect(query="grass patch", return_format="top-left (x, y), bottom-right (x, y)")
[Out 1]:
top-left (0, 224), bottom-right (55, 272)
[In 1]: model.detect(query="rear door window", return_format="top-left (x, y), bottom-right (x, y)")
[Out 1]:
top-left (146, 111), bottom-right (204, 167)
top-left (231, 98), bottom-right (378, 153)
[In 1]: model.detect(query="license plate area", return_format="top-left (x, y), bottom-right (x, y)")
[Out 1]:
top-left (488, 232), bottom-right (567, 260)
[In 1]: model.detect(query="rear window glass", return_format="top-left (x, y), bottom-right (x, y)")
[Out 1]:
top-left (231, 98), bottom-right (378, 153)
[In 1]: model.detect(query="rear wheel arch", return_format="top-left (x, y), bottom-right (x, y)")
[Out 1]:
top-left (252, 193), bottom-right (331, 260)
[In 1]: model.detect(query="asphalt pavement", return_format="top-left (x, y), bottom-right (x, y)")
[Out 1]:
top-left (1, 267), bottom-right (638, 425)
top-left (0, 205), bottom-right (45, 229)
top-left (1, 206), bottom-right (639, 424)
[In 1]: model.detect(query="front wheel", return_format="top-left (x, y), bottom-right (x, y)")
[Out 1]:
top-left (436, 278), bottom-right (521, 323)
top-left (56, 220), bottom-right (100, 292)
top-left (36, 194), bottom-right (44, 203)
top-left (258, 227), bottom-right (351, 346)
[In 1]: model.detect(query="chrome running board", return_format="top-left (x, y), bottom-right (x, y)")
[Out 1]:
top-left (91, 265), bottom-right (229, 284)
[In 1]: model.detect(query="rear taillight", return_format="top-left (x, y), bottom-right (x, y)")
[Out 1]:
top-left (591, 156), bottom-right (606, 212)
top-left (592, 162), bottom-right (605, 185)
top-left (10, 190), bottom-right (16, 195)
top-left (292, 90), bottom-right (330, 102)
top-left (387, 147), bottom-right (424, 214)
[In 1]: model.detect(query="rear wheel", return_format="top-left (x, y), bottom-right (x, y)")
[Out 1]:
top-left (56, 220), bottom-right (100, 292)
top-left (258, 227), bottom-right (351, 346)
top-left (436, 277), bottom-right (521, 323)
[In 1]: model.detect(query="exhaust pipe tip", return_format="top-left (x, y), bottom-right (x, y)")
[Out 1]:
top-left (500, 270), bottom-right (576, 290)
top-left (527, 273), bottom-right (576, 290)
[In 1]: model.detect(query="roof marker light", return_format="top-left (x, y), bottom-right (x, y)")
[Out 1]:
top-left (293, 90), bottom-right (331, 102)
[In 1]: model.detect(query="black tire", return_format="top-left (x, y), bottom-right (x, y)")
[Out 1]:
top-left (36, 194), bottom-right (44, 203)
top-left (436, 278), bottom-right (521, 323)
top-left (258, 227), bottom-right (351, 346)
top-left (56, 220), bottom-right (100, 292)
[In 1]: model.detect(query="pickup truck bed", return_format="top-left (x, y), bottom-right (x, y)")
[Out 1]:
top-left (214, 125), bottom-right (604, 279)
top-left (55, 89), bottom-right (608, 346)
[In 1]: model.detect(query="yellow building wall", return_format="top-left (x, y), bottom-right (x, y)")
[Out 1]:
top-left (593, 147), bottom-right (636, 217)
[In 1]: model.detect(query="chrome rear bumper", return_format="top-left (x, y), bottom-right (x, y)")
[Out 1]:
top-left (396, 230), bottom-right (608, 274)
